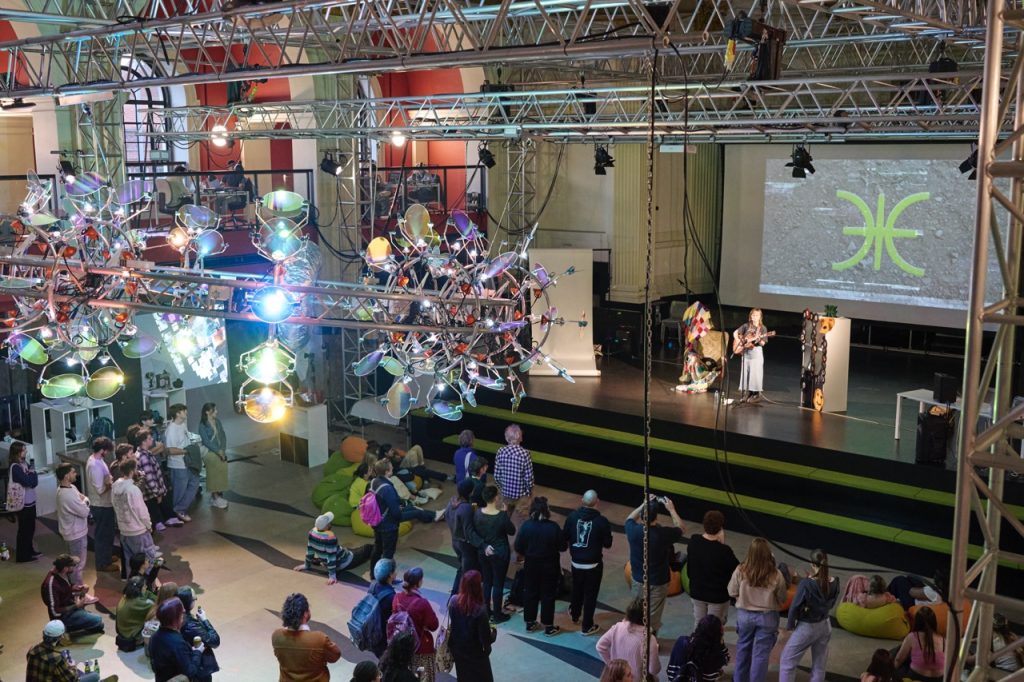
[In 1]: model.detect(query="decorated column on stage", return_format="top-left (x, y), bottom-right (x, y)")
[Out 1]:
top-left (800, 310), bottom-right (851, 412)
top-left (528, 249), bottom-right (600, 378)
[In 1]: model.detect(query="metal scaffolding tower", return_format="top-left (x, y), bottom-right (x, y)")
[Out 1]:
top-left (949, 0), bottom-right (1024, 679)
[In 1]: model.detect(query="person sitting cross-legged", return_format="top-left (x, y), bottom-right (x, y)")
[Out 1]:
top-left (293, 511), bottom-right (374, 585)
top-left (26, 619), bottom-right (119, 682)
top-left (40, 554), bottom-right (104, 637)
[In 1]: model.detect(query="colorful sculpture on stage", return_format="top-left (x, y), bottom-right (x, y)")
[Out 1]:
top-left (676, 301), bottom-right (727, 393)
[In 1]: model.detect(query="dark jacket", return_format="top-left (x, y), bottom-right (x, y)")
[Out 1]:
top-left (449, 499), bottom-right (487, 550)
top-left (562, 506), bottom-right (613, 566)
top-left (149, 627), bottom-right (204, 682)
top-left (474, 509), bottom-right (516, 555)
top-left (369, 581), bottom-right (396, 657)
top-left (514, 518), bottom-right (566, 560)
top-left (786, 576), bottom-right (839, 629)
top-left (686, 534), bottom-right (740, 604)
top-left (181, 612), bottom-right (220, 677)
top-left (371, 477), bottom-right (402, 532)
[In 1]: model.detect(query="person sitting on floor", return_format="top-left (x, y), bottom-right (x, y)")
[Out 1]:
top-left (380, 442), bottom-right (452, 492)
top-left (26, 619), bottom-right (114, 682)
top-left (116, 576), bottom-right (156, 652)
top-left (178, 586), bottom-right (220, 682)
top-left (293, 511), bottom-right (374, 585)
top-left (40, 554), bottom-right (105, 637)
top-left (843, 574), bottom-right (898, 609)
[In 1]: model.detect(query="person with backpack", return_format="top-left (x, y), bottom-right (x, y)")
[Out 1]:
top-left (366, 459), bottom-right (404, 571)
top-left (666, 614), bottom-right (730, 682)
top-left (349, 558), bottom-right (398, 658)
top-left (563, 489), bottom-right (614, 636)
top-left (272, 592), bottom-right (341, 682)
top-left (778, 549), bottom-right (839, 682)
top-left (390, 567), bottom-right (439, 681)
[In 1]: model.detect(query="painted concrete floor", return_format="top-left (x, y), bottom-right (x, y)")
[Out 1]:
top-left (0, 435), bottom-right (908, 681)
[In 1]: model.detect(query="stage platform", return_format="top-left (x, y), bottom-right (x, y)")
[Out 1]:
top-left (412, 337), bottom-right (1024, 593)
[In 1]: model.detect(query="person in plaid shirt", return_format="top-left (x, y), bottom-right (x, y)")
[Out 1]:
top-left (26, 619), bottom-right (106, 682)
top-left (493, 424), bottom-right (534, 519)
top-left (129, 427), bottom-right (182, 533)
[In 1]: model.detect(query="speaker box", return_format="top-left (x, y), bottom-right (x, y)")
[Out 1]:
top-left (933, 373), bottom-right (958, 404)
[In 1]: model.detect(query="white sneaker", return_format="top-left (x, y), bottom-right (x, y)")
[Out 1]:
top-left (155, 522), bottom-right (167, 532)
top-left (164, 517), bottom-right (184, 527)
top-left (434, 508), bottom-right (447, 522)
top-left (211, 496), bottom-right (229, 509)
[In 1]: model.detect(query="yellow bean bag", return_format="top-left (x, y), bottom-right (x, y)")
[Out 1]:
top-left (321, 494), bottom-right (354, 526)
top-left (341, 436), bottom-right (369, 463)
top-left (623, 563), bottom-right (683, 597)
top-left (836, 601), bottom-right (910, 640)
top-left (909, 601), bottom-right (971, 634)
top-left (349, 478), bottom-right (369, 508)
top-left (349, 510), bottom-right (413, 538)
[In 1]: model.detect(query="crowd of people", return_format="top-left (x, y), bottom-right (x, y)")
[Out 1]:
top-left (7, 417), bottom-right (1024, 682)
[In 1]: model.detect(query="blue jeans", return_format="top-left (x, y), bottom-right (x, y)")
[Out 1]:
top-left (400, 506), bottom-right (436, 523)
top-left (62, 606), bottom-right (104, 635)
top-left (779, 619), bottom-right (831, 682)
top-left (734, 608), bottom-right (780, 682)
top-left (170, 467), bottom-right (199, 515)
top-left (91, 506), bottom-right (115, 569)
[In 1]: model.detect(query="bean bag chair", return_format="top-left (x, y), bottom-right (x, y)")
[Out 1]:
top-left (680, 564), bottom-right (690, 594)
top-left (779, 584), bottom-right (797, 612)
top-left (312, 474), bottom-right (354, 509)
top-left (323, 451), bottom-right (351, 477)
top-left (349, 477), bottom-right (369, 508)
top-left (909, 601), bottom-right (971, 634)
top-left (836, 601), bottom-right (910, 640)
top-left (321, 493), bottom-right (354, 526)
top-left (623, 563), bottom-right (684, 597)
top-left (341, 436), bottom-right (369, 463)
top-left (349, 510), bottom-right (413, 538)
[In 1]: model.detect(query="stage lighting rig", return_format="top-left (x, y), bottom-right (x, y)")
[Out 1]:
top-left (58, 159), bottom-right (77, 183)
top-left (478, 144), bottom-right (496, 169)
top-left (594, 145), bottom-right (615, 176)
top-left (319, 152), bottom-right (345, 177)
top-left (959, 144), bottom-right (978, 180)
top-left (786, 145), bottom-right (815, 178)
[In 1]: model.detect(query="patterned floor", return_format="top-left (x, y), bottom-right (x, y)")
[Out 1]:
top-left (0, 436), bottom-right (899, 681)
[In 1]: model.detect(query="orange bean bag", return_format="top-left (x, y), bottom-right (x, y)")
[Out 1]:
top-left (623, 563), bottom-right (683, 597)
top-left (779, 584), bottom-right (797, 612)
top-left (341, 436), bottom-right (369, 463)
top-left (909, 601), bottom-right (972, 634)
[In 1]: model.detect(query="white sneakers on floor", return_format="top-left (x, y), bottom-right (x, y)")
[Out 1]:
top-left (165, 517), bottom-right (184, 527)
top-left (211, 496), bottom-right (229, 509)
top-left (155, 522), bottom-right (166, 532)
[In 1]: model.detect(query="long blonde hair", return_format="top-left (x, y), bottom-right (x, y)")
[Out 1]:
top-left (147, 581), bottom-right (180, 620)
top-left (739, 538), bottom-right (777, 588)
top-left (599, 660), bottom-right (633, 682)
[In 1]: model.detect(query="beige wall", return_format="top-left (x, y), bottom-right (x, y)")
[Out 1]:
top-left (0, 116), bottom-right (37, 213)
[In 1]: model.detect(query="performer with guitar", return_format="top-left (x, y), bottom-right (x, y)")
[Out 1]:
top-left (733, 308), bottom-right (774, 403)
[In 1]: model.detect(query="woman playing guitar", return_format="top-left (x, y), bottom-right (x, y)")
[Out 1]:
top-left (733, 308), bottom-right (773, 403)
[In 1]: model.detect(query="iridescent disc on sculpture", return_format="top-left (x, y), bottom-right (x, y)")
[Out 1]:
top-left (193, 229), bottom-right (226, 257)
top-left (365, 237), bottom-right (392, 268)
top-left (244, 343), bottom-right (293, 384)
top-left (532, 264), bottom-right (551, 289)
top-left (65, 172), bottom-right (105, 196)
top-left (476, 375), bottom-right (505, 391)
top-left (353, 349), bottom-right (384, 377)
top-left (430, 400), bottom-right (462, 421)
top-left (258, 218), bottom-right (301, 261)
top-left (403, 204), bottom-right (431, 242)
top-left (176, 204), bottom-right (218, 230)
top-left (85, 366), bottom-right (124, 399)
top-left (243, 387), bottom-right (289, 423)
top-left (9, 333), bottom-right (48, 365)
top-left (379, 357), bottom-right (405, 377)
top-left (40, 373), bottom-right (85, 399)
top-left (120, 333), bottom-right (159, 359)
top-left (481, 252), bottom-right (518, 279)
top-left (451, 210), bottom-right (476, 238)
top-left (386, 380), bottom-right (413, 419)
top-left (115, 179), bottom-right (151, 205)
top-left (29, 212), bottom-right (60, 227)
top-left (261, 190), bottom-right (304, 217)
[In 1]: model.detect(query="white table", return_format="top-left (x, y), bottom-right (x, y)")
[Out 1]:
top-left (894, 388), bottom-right (992, 439)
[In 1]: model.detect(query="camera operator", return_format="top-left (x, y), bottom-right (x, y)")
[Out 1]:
top-left (625, 494), bottom-right (685, 634)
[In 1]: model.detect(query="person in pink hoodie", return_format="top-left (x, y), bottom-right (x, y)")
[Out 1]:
top-left (111, 459), bottom-right (160, 565)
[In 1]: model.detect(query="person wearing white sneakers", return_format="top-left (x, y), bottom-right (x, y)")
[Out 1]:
top-left (130, 426), bottom-right (183, 532)
top-left (112, 459), bottom-right (162, 566)
top-left (164, 404), bottom-right (198, 523)
top-left (54, 463), bottom-right (99, 605)
top-left (198, 402), bottom-right (229, 510)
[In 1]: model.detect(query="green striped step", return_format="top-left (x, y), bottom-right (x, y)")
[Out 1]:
top-left (442, 434), bottom-right (1009, 566)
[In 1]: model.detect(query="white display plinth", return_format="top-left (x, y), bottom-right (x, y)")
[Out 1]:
top-left (35, 472), bottom-right (57, 517)
top-left (527, 248), bottom-right (600, 378)
top-left (30, 400), bottom-right (114, 467)
top-left (801, 316), bottom-right (851, 413)
top-left (279, 404), bottom-right (329, 468)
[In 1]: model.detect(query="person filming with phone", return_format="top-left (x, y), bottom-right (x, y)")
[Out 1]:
top-left (625, 494), bottom-right (685, 634)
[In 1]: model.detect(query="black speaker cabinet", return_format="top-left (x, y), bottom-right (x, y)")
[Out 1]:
top-left (933, 373), bottom-right (958, 404)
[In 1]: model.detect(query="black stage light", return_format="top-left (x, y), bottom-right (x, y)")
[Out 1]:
top-left (478, 144), bottom-right (496, 169)
top-left (58, 159), bottom-right (77, 182)
top-left (785, 144), bottom-right (815, 178)
top-left (0, 98), bottom-right (35, 110)
top-left (959, 145), bottom-right (978, 180)
top-left (319, 152), bottom-right (345, 177)
top-left (594, 145), bottom-right (615, 176)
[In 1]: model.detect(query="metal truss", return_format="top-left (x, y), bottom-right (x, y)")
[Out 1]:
top-left (0, 0), bottom-right (999, 96)
top-left (505, 138), bottom-right (536, 231)
top-left (948, 1), bottom-right (1024, 680)
top-left (140, 71), bottom-right (996, 142)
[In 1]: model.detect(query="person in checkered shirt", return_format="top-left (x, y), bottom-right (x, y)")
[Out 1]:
top-left (25, 619), bottom-right (109, 682)
top-left (493, 424), bottom-right (534, 519)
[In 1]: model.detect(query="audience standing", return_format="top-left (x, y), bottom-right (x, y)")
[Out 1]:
top-left (448, 570), bottom-right (495, 681)
top-left (728, 537), bottom-right (788, 682)
top-left (368, 459), bottom-right (403, 570)
top-left (198, 402), bottom-right (230, 509)
top-left (514, 496), bottom-right (567, 636)
top-left (379, 631), bottom-right (419, 682)
top-left (149, 597), bottom-right (206, 682)
top-left (164, 404), bottom-right (198, 522)
top-left (86, 437), bottom-right (120, 573)
top-left (41, 554), bottom-right (104, 636)
top-left (448, 478), bottom-right (492, 593)
top-left (894, 605), bottom-right (945, 682)
top-left (132, 427), bottom-right (181, 532)
top-left (111, 459), bottom-right (160, 565)
top-left (55, 463), bottom-right (96, 600)
top-left (391, 567), bottom-right (440, 682)
top-left (365, 559), bottom-right (398, 657)
top-left (9, 440), bottom-right (40, 562)
top-left (493, 424), bottom-right (533, 518)
top-left (453, 430), bottom-right (477, 484)
top-left (686, 510), bottom-right (739, 625)
top-left (625, 495), bottom-right (684, 633)
top-left (596, 597), bottom-right (661, 681)
top-left (474, 485), bottom-right (516, 621)
top-left (563, 489), bottom-right (613, 636)
top-left (667, 614), bottom-right (730, 682)
top-left (779, 549), bottom-right (839, 682)
top-left (272, 592), bottom-right (342, 682)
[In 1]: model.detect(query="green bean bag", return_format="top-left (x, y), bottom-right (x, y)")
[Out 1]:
top-left (349, 509), bottom-right (413, 538)
top-left (323, 451), bottom-right (351, 477)
top-left (836, 601), bottom-right (910, 640)
top-left (320, 493), bottom-right (354, 526)
top-left (312, 474), bottom-right (353, 509)
top-left (681, 563), bottom-right (690, 594)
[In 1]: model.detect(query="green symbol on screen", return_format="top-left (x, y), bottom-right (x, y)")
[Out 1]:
top-left (832, 190), bottom-right (928, 277)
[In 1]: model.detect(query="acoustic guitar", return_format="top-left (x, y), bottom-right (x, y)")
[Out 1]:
top-left (733, 329), bottom-right (776, 356)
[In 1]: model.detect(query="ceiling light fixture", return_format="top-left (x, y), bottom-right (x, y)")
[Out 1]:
top-left (319, 152), bottom-right (345, 176)
top-left (594, 144), bottom-right (615, 176)
top-left (478, 144), bottom-right (496, 169)
top-left (390, 130), bottom-right (407, 147)
top-left (959, 143), bottom-right (978, 180)
top-left (785, 144), bottom-right (816, 178)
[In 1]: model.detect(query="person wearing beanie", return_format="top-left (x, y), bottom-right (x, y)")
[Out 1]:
top-left (446, 477), bottom-right (493, 594)
top-left (365, 559), bottom-right (398, 657)
top-left (26, 619), bottom-right (117, 681)
top-left (293, 511), bottom-right (373, 585)
top-left (352, 660), bottom-right (381, 682)
top-left (272, 593), bottom-right (341, 682)
top-left (178, 586), bottom-right (220, 681)
top-left (40, 554), bottom-right (104, 637)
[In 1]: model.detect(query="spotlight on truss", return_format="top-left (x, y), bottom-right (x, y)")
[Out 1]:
top-left (785, 145), bottom-right (815, 179)
top-left (594, 145), bottom-right (615, 176)
top-left (478, 144), bottom-right (496, 169)
top-left (319, 152), bottom-right (345, 177)
top-left (959, 144), bottom-right (978, 180)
